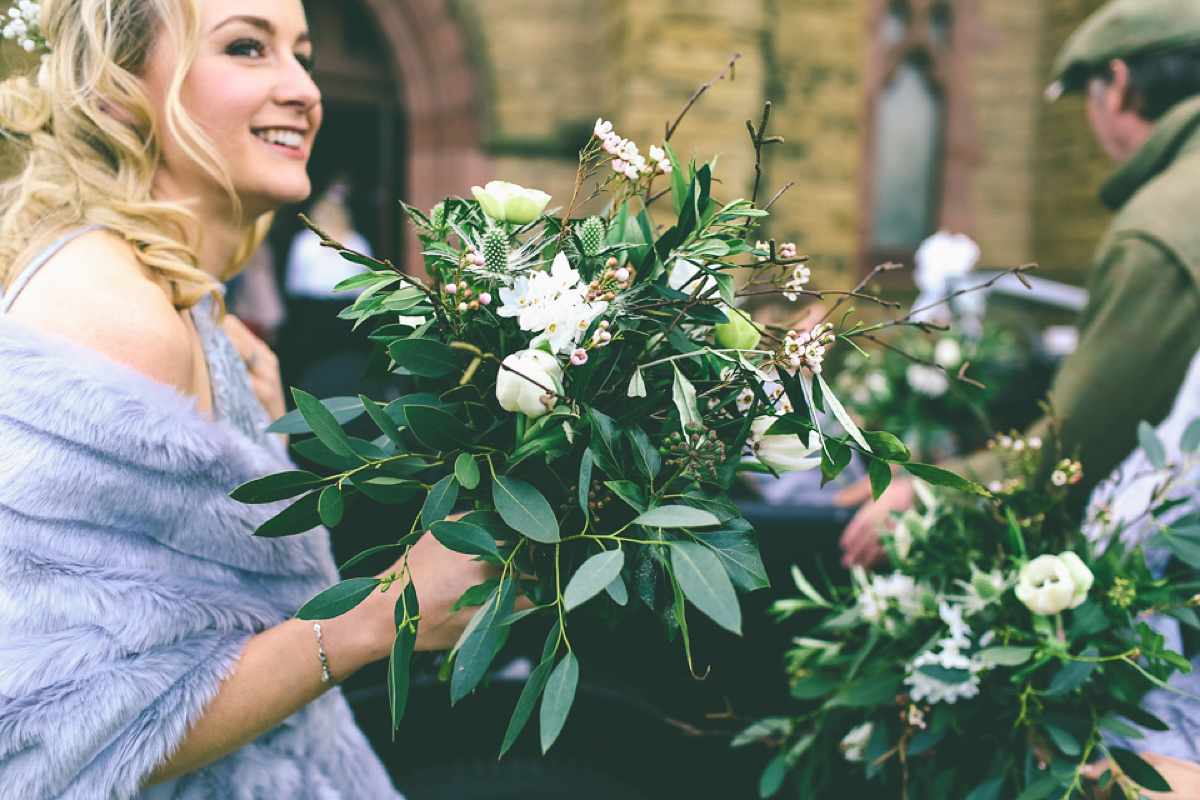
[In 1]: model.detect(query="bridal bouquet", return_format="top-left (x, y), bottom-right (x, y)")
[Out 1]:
top-left (745, 425), bottom-right (1200, 799)
top-left (832, 323), bottom-right (1026, 462)
top-left (232, 103), bottom-right (972, 754)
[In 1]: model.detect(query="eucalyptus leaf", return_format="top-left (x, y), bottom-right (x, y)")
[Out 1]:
top-left (388, 337), bottom-right (461, 378)
top-left (634, 505), bottom-right (721, 528)
top-left (493, 476), bottom-right (559, 543)
top-left (563, 550), bottom-right (626, 611)
top-left (816, 373), bottom-right (870, 452)
top-left (758, 754), bottom-right (787, 798)
top-left (267, 396), bottom-right (365, 435)
top-left (499, 656), bottom-right (555, 757)
top-left (1044, 647), bottom-right (1098, 696)
top-left (578, 449), bottom-right (594, 521)
top-left (254, 491), bottom-right (322, 538)
top-left (1183, 417), bottom-right (1200, 453)
top-left (1043, 722), bottom-right (1081, 757)
top-left (539, 652), bottom-right (579, 754)
top-left (292, 389), bottom-right (358, 459)
top-left (296, 577), bottom-right (381, 620)
top-left (360, 395), bottom-right (406, 445)
top-left (606, 573), bottom-right (629, 605)
top-left (231, 471), bottom-right (325, 504)
top-left (671, 541), bottom-right (741, 634)
top-left (430, 520), bottom-right (501, 558)
top-left (450, 579), bottom-right (516, 703)
top-left (406, 405), bottom-right (473, 452)
top-left (422, 475), bottom-right (460, 527)
top-left (387, 607), bottom-right (417, 726)
top-left (904, 463), bottom-right (991, 496)
top-left (1110, 747), bottom-right (1172, 792)
top-left (964, 777), bottom-right (1004, 800)
top-left (671, 364), bottom-right (701, 429)
top-left (587, 409), bottom-right (623, 474)
top-left (606, 480), bottom-right (647, 512)
top-left (628, 426), bottom-right (662, 481)
top-left (318, 485), bottom-right (345, 527)
top-left (978, 646), bottom-right (1036, 666)
top-left (454, 453), bottom-right (481, 490)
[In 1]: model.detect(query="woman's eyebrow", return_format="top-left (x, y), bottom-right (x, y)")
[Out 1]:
top-left (212, 15), bottom-right (312, 44)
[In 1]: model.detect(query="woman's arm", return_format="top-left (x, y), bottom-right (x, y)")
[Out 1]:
top-left (145, 532), bottom-right (498, 785)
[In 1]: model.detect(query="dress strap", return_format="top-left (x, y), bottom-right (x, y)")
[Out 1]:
top-left (0, 224), bottom-right (107, 315)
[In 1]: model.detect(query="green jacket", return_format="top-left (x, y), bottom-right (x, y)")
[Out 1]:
top-left (958, 94), bottom-right (1200, 514)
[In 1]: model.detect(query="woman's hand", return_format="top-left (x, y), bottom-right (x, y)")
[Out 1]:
top-left (354, 528), bottom-right (532, 659)
top-left (1081, 753), bottom-right (1200, 798)
top-left (835, 475), bottom-right (914, 568)
top-left (222, 313), bottom-right (286, 423)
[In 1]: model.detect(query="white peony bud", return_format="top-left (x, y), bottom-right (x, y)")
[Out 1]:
top-left (1014, 552), bottom-right (1094, 616)
top-left (495, 349), bottom-right (563, 418)
top-left (471, 180), bottom-right (551, 225)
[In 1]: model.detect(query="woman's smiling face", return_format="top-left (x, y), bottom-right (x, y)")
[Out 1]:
top-left (142, 0), bottom-right (323, 218)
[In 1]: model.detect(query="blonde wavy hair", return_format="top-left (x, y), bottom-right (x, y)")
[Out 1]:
top-left (0, 0), bottom-right (269, 308)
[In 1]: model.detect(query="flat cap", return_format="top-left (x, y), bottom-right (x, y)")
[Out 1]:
top-left (1047, 0), bottom-right (1200, 100)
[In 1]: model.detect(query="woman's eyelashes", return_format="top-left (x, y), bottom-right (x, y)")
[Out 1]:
top-left (225, 37), bottom-right (266, 59)
top-left (224, 37), bottom-right (314, 73)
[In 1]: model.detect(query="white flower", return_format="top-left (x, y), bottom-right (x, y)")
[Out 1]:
top-left (951, 566), bottom-right (1013, 616)
top-left (496, 349), bottom-right (563, 418)
top-left (933, 338), bottom-right (963, 369)
top-left (471, 180), bottom-right (551, 225)
top-left (1014, 552), bottom-right (1094, 616)
top-left (906, 364), bottom-right (949, 397)
top-left (594, 118), bottom-right (613, 138)
top-left (497, 254), bottom-right (604, 354)
top-left (840, 723), bottom-right (873, 762)
top-left (865, 370), bottom-right (891, 400)
top-left (750, 417), bottom-right (821, 473)
top-left (667, 258), bottom-right (718, 297)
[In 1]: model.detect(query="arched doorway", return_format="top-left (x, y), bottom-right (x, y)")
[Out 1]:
top-left (277, 0), bottom-right (488, 272)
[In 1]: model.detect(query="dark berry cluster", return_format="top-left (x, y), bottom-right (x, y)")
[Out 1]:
top-left (660, 423), bottom-right (727, 483)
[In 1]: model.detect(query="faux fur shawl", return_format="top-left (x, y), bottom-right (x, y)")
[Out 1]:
top-left (0, 316), bottom-right (400, 800)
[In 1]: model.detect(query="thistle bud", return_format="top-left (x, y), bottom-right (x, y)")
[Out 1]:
top-left (483, 224), bottom-right (508, 275)
top-left (579, 216), bottom-right (607, 258)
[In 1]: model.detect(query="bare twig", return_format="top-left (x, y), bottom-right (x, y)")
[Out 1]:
top-left (820, 261), bottom-right (906, 324)
top-left (763, 181), bottom-right (794, 212)
top-left (904, 262), bottom-right (1038, 323)
top-left (744, 102), bottom-right (785, 208)
top-left (665, 53), bottom-right (740, 142)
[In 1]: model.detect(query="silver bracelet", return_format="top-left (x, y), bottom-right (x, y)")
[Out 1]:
top-left (313, 621), bottom-right (332, 684)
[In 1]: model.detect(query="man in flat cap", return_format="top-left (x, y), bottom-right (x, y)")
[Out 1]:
top-left (842, 1), bottom-right (1200, 794)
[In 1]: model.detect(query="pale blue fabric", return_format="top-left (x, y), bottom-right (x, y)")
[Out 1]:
top-left (0, 231), bottom-right (401, 799)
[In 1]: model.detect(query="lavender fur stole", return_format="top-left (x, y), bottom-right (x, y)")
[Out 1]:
top-left (0, 317), bottom-right (400, 800)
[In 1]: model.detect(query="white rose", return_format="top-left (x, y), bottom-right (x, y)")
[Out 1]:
top-left (1014, 552), bottom-right (1094, 616)
top-left (471, 180), bottom-right (551, 225)
top-left (840, 722), bottom-right (874, 762)
top-left (933, 338), bottom-right (962, 369)
top-left (496, 349), bottom-right (563, 418)
top-left (906, 364), bottom-right (949, 397)
top-left (751, 416), bottom-right (821, 473)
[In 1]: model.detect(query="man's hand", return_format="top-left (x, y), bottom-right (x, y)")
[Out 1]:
top-left (1081, 753), bottom-right (1200, 799)
top-left (835, 475), bottom-right (915, 568)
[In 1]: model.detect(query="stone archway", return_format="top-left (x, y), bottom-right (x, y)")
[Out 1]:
top-left (357, 0), bottom-right (490, 274)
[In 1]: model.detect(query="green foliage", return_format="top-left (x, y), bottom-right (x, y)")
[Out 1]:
top-left (234, 105), bottom-right (916, 761)
top-left (746, 429), bottom-right (1200, 800)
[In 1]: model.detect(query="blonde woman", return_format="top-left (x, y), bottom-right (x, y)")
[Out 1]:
top-left (0, 1), bottom-right (497, 797)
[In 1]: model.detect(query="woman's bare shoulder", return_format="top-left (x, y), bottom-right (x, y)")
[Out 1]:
top-left (6, 229), bottom-right (198, 392)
